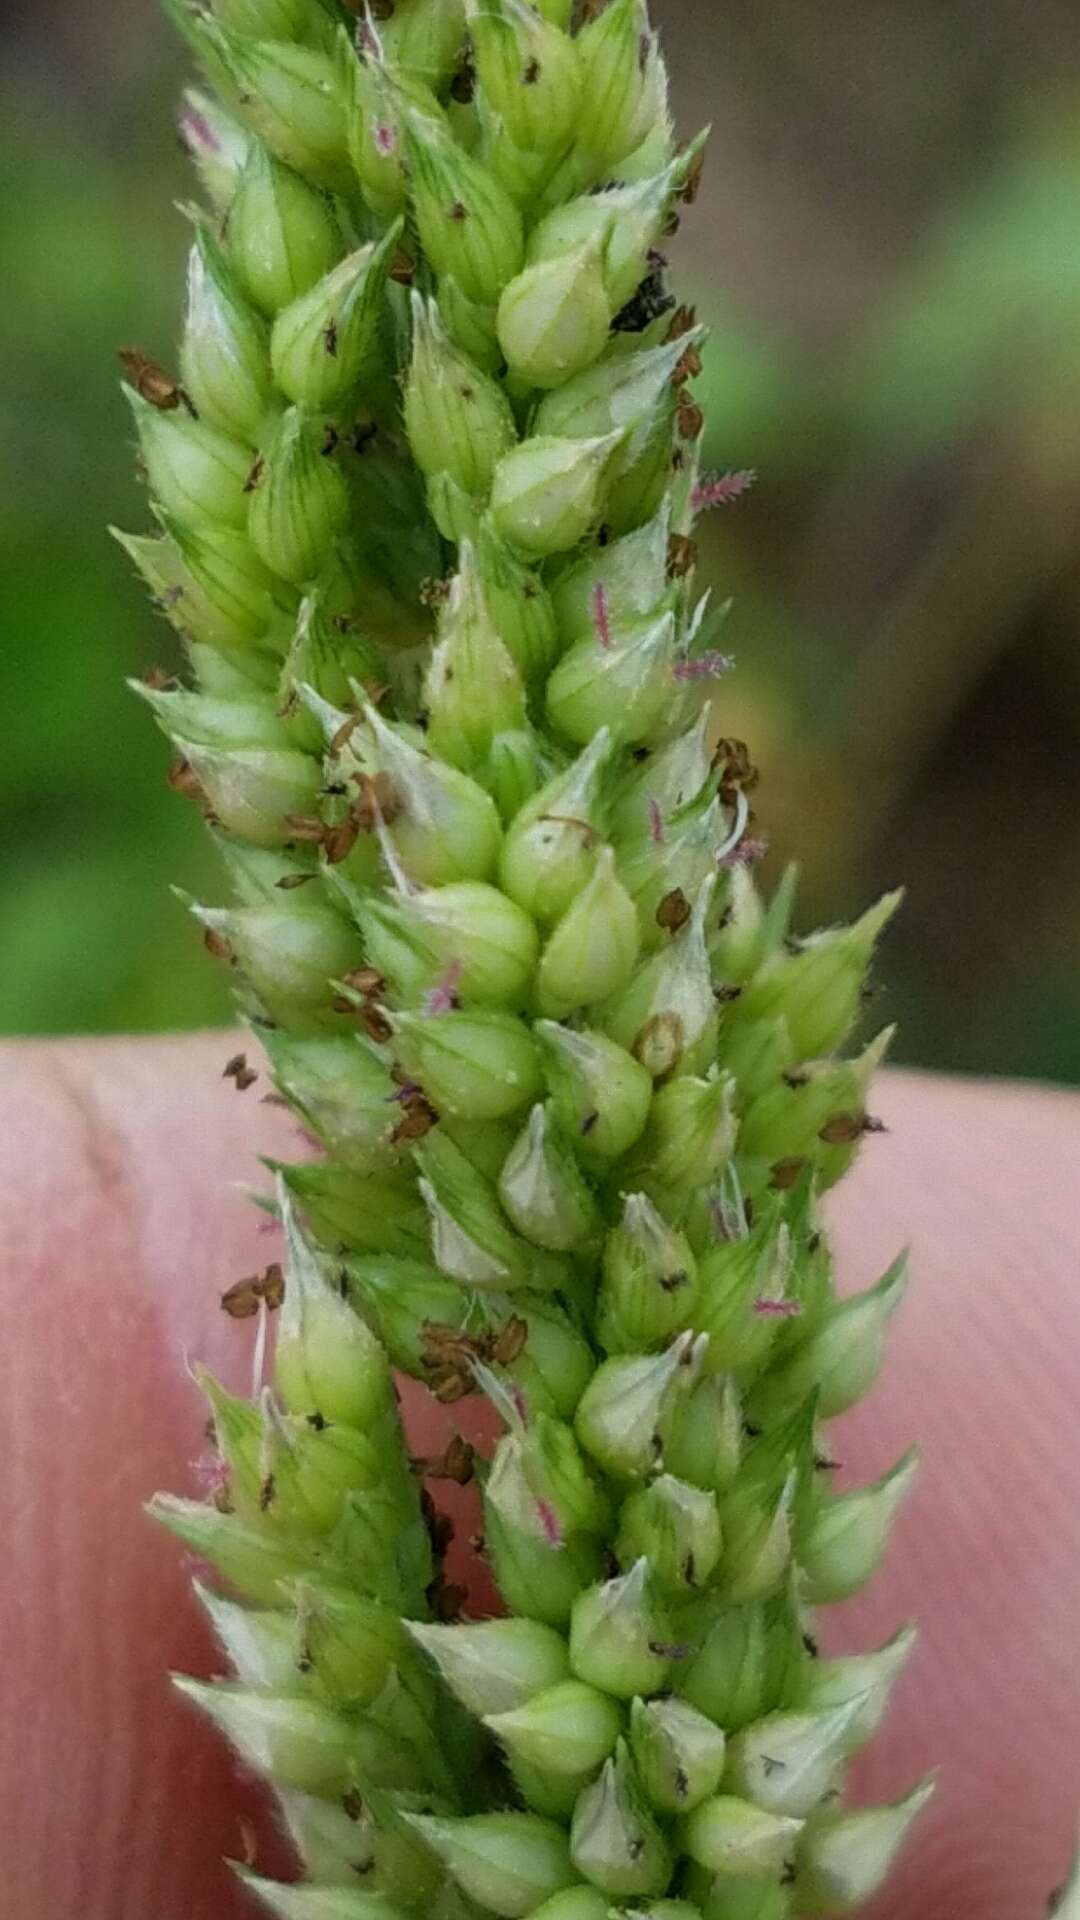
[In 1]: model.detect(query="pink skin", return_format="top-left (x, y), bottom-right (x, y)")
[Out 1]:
top-left (1, 1034), bottom-right (1078, 1917)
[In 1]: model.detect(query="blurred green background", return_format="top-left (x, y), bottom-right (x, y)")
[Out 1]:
top-left (3, 0), bottom-right (1079, 1078)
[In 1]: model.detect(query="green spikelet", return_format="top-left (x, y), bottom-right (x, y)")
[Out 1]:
top-left (130, 2), bottom-right (932, 1911)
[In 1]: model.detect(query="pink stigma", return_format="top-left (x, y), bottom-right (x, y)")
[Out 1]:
top-left (374, 122), bottom-right (396, 156)
top-left (753, 1296), bottom-right (802, 1320)
top-left (536, 1499), bottom-right (563, 1546)
top-left (719, 834), bottom-right (768, 869)
top-left (592, 582), bottom-right (612, 650)
top-left (647, 797), bottom-right (665, 845)
top-left (179, 106), bottom-right (219, 156)
top-left (692, 469), bottom-right (757, 510)
top-left (672, 651), bottom-right (734, 682)
top-left (424, 959), bottom-right (464, 1016)
top-left (191, 1451), bottom-right (230, 1494)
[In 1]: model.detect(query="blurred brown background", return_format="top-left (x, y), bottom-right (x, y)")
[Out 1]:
top-left (2, 0), bottom-right (1079, 1079)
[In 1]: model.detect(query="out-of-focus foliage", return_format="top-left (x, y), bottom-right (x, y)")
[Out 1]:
top-left (2, 0), bottom-right (1079, 1078)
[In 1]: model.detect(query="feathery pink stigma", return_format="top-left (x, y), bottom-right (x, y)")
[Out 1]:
top-left (592, 582), bottom-right (612, 650)
top-left (647, 797), bottom-right (665, 845)
top-left (373, 122), bottom-right (396, 156)
top-left (536, 1498), bottom-right (563, 1546)
top-left (753, 1296), bottom-right (802, 1320)
top-left (719, 834), bottom-right (768, 869)
top-left (672, 650), bottom-right (734, 682)
top-left (424, 959), bottom-right (464, 1016)
top-left (692, 468), bottom-right (757, 510)
top-left (179, 105), bottom-right (218, 156)
top-left (191, 1451), bottom-right (230, 1494)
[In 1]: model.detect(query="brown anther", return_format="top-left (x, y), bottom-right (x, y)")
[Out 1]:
top-left (770, 1156), bottom-right (807, 1191)
top-left (323, 813), bottom-right (361, 865)
top-left (665, 303), bottom-right (698, 342)
top-left (212, 1482), bottom-right (234, 1514)
top-left (319, 425), bottom-right (340, 457)
top-left (713, 736), bottom-right (759, 798)
top-left (433, 1434), bottom-right (476, 1485)
top-left (666, 532), bottom-right (697, 579)
top-left (676, 390), bottom-right (704, 440)
top-left (429, 1366), bottom-right (471, 1404)
top-left (492, 1315), bottom-right (528, 1366)
top-left (782, 1069), bottom-right (810, 1090)
top-left (390, 1090), bottom-right (438, 1142)
top-left (341, 1789), bottom-right (364, 1822)
top-left (119, 345), bottom-right (185, 411)
top-left (389, 247), bottom-right (415, 287)
top-left (522, 55), bottom-right (541, 83)
top-left (243, 453), bottom-right (265, 493)
top-left (353, 768), bottom-right (402, 830)
top-left (260, 1091), bottom-right (289, 1108)
top-left (167, 755), bottom-right (202, 798)
top-left (658, 1267), bottom-right (689, 1294)
top-left (220, 1261), bottom-right (284, 1318)
top-left (818, 1111), bottom-right (863, 1145)
top-left (861, 1114), bottom-right (888, 1135)
top-left (656, 887), bottom-right (691, 933)
top-left (283, 812), bottom-right (328, 842)
top-left (448, 200), bottom-right (468, 222)
top-left (329, 712), bottom-right (362, 755)
top-left (580, 1110), bottom-right (599, 1135)
top-left (276, 871), bottom-right (315, 890)
top-left (358, 1002), bottom-right (394, 1045)
top-left (648, 1640), bottom-right (691, 1661)
top-left (323, 319), bottom-right (338, 357)
top-left (677, 144), bottom-right (705, 206)
top-left (672, 341), bottom-right (703, 385)
top-left (143, 664), bottom-right (177, 690)
top-left (803, 1631), bottom-right (820, 1658)
top-left (259, 1473), bottom-right (276, 1512)
top-left (277, 688), bottom-right (300, 722)
top-left (203, 927), bottom-right (234, 961)
top-left (223, 1052), bottom-right (258, 1091)
top-left (342, 965), bottom-right (387, 998)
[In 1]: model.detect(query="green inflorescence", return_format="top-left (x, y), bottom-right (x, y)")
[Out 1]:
top-left (121, 1), bottom-right (935, 1913)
